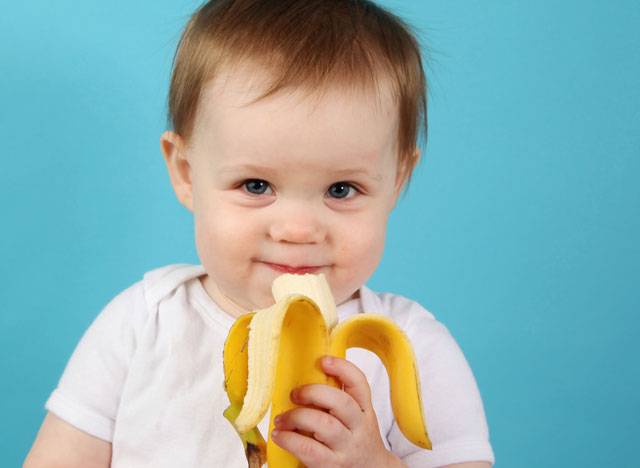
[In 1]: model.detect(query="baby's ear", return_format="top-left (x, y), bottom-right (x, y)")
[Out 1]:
top-left (160, 131), bottom-right (194, 212)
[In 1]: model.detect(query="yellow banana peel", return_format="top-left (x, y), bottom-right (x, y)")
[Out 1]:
top-left (222, 273), bottom-right (431, 467)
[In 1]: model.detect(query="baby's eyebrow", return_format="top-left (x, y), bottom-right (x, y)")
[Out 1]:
top-left (330, 168), bottom-right (383, 181)
top-left (218, 164), bottom-right (278, 177)
top-left (218, 164), bottom-right (382, 181)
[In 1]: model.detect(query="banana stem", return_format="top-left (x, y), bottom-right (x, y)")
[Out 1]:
top-left (224, 404), bottom-right (267, 467)
top-left (246, 443), bottom-right (266, 467)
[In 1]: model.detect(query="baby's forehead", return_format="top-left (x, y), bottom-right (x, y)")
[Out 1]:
top-left (200, 83), bottom-right (397, 145)
top-left (187, 61), bottom-right (401, 167)
top-left (200, 61), bottom-right (399, 119)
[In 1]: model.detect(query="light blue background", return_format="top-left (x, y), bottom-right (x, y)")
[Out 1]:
top-left (1, 1), bottom-right (638, 466)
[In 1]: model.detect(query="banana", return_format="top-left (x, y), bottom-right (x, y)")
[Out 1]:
top-left (222, 312), bottom-right (267, 467)
top-left (222, 274), bottom-right (431, 467)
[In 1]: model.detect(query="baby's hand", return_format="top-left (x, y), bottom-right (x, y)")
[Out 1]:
top-left (271, 356), bottom-right (404, 468)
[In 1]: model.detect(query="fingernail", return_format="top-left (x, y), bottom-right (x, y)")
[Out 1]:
top-left (324, 356), bottom-right (334, 366)
top-left (272, 429), bottom-right (279, 438)
top-left (290, 388), bottom-right (298, 401)
top-left (274, 415), bottom-right (281, 425)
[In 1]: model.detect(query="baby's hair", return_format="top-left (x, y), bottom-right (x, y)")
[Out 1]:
top-left (167, 0), bottom-right (428, 189)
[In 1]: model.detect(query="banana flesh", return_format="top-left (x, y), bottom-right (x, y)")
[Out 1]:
top-left (272, 273), bottom-right (337, 329)
top-left (222, 273), bottom-right (431, 467)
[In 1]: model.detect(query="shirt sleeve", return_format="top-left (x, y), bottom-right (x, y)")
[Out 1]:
top-left (386, 303), bottom-right (495, 467)
top-left (45, 280), bottom-right (148, 442)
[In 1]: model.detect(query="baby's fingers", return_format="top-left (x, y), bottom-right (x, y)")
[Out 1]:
top-left (321, 356), bottom-right (373, 414)
top-left (271, 428), bottom-right (334, 467)
top-left (274, 406), bottom-right (350, 451)
top-left (291, 382), bottom-right (363, 431)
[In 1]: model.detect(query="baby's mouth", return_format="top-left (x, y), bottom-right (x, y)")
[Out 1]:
top-left (260, 262), bottom-right (322, 275)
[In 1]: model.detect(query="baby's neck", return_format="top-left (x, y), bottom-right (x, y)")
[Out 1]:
top-left (199, 275), bottom-right (247, 319)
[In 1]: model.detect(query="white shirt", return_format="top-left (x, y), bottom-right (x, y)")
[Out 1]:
top-left (46, 263), bottom-right (494, 467)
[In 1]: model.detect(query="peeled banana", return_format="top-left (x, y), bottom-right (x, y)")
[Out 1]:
top-left (222, 273), bottom-right (431, 467)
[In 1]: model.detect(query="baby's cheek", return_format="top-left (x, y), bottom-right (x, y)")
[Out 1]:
top-left (343, 221), bottom-right (386, 256)
top-left (194, 214), bottom-right (234, 264)
top-left (336, 227), bottom-right (385, 278)
top-left (198, 204), bottom-right (245, 238)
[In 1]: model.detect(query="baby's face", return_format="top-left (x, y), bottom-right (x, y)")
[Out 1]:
top-left (163, 66), bottom-right (406, 317)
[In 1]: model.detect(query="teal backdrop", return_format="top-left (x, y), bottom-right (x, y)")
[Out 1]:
top-left (1, 1), bottom-right (638, 466)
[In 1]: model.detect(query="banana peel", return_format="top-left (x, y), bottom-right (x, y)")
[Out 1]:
top-left (222, 273), bottom-right (430, 467)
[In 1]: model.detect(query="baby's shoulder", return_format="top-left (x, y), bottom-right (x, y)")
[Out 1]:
top-left (372, 289), bottom-right (435, 318)
top-left (140, 263), bottom-right (205, 307)
top-left (96, 263), bottom-right (204, 328)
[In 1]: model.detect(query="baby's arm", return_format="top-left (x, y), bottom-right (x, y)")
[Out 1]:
top-left (23, 412), bottom-right (111, 468)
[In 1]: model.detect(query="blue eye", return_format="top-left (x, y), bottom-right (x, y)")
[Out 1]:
top-left (328, 182), bottom-right (356, 199)
top-left (241, 180), bottom-right (356, 198)
top-left (243, 179), bottom-right (271, 195)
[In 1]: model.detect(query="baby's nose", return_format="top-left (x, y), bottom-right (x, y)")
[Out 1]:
top-left (268, 208), bottom-right (326, 244)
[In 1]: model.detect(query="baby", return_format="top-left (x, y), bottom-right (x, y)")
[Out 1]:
top-left (25, 0), bottom-right (494, 467)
